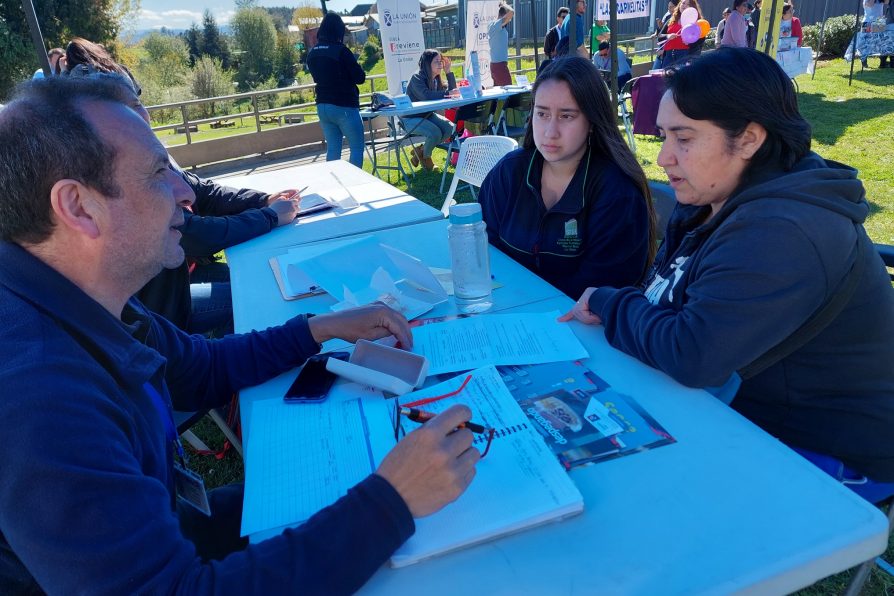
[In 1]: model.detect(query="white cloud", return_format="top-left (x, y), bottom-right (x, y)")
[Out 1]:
top-left (136, 8), bottom-right (203, 30)
top-left (216, 9), bottom-right (236, 25)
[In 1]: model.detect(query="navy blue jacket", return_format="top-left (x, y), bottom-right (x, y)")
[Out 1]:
top-left (307, 42), bottom-right (366, 109)
top-left (588, 153), bottom-right (894, 480)
top-left (479, 147), bottom-right (652, 298)
top-left (0, 242), bottom-right (414, 594)
top-left (135, 169), bottom-right (278, 328)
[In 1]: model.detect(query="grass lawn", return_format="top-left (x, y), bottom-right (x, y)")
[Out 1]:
top-left (185, 56), bottom-right (894, 595)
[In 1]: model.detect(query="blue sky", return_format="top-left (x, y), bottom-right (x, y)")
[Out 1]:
top-left (133, 0), bottom-right (358, 31)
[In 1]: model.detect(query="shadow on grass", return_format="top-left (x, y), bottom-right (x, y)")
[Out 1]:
top-left (834, 65), bottom-right (894, 88)
top-left (797, 92), bottom-right (893, 145)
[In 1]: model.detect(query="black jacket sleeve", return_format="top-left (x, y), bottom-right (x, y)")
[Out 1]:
top-left (179, 208), bottom-right (279, 257)
top-left (341, 45), bottom-right (367, 84)
top-left (406, 72), bottom-right (448, 101)
top-left (179, 168), bottom-right (270, 216)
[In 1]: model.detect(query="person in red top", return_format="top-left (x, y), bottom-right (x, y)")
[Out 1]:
top-left (781, 3), bottom-right (803, 46)
top-left (656, 0), bottom-right (703, 69)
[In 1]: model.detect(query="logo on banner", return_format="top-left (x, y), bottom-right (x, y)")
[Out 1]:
top-left (383, 10), bottom-right (393, 26)
top-left (390, 41), bottom-right (422, 52)
top-left (473, 12), bottom-right (480, 28)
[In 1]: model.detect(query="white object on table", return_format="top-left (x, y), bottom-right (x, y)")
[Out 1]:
top-left (220, 160), bottom-right (441, 256)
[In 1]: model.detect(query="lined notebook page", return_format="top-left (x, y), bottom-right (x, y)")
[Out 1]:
top-left (388, 365), bottom-right (584, 567)
top-left (240, 383), bottom-right (388, 537)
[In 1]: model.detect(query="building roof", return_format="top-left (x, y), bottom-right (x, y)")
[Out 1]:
top-left (350, 3), bottom-right (374, 16)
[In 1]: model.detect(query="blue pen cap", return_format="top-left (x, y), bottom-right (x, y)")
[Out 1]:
top-left (448, 203), bottom-right (483, 225)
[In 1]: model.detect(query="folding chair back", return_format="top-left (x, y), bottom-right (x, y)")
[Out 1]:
top-left (439, 100), bottom-right (497, 192)
top-left (440, 135), bottom-right (518, 215)
top-left (497, 92), bottom-right (533, 138)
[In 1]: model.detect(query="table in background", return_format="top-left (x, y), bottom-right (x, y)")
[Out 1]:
top-left (845, 25), bottom-right (894, 63)
top-left (230, 217), bottom-right (565, 440)
top-left (359, 86), bottom-right (530, 186)
top-left (220, 160), bottom-right (441, 258)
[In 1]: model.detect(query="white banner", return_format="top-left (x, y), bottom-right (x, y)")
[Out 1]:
top-left (465, 0), bottom-right (501, 89)
top-left (378, 0), bottom-right (425, 95)
top-left (596, 0), bottom-right (651, 20)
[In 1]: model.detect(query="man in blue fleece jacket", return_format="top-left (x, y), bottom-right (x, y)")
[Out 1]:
top-left (0, 76), bottom-right (479, 594)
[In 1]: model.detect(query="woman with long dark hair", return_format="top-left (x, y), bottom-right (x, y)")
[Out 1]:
top-left (478, 57), bottom-right (655, 299)
top-left (562, 49), bottom-right (894, 502)
top-left (307, 12), bottom-right (367, 168)
top-left (65, 38), bottom-right (141, 95)
top-left (403, 49), bottom-right (456, 171)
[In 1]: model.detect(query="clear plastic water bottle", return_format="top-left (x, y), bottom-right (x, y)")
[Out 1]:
top-left (468, 50), bottom-right (483, 97)
top-left (448, 203), bottom-right (492, 313)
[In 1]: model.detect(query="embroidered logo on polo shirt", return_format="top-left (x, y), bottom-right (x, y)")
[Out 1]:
top-left (557, 218), bottom-right (581, 252)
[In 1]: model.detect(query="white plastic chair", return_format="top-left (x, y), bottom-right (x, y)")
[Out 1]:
top-left (440, 135), bottom-right (518, 216)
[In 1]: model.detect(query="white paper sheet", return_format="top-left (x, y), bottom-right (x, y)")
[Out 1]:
top-left (410, 311), bottom-right (589, 375)
top-left (240, 383), bottom-right (391, 537)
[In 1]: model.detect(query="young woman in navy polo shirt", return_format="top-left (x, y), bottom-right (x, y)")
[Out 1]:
top-left (479, 57), bottom-right (655, 298)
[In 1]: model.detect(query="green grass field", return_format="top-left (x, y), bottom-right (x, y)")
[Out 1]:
top-left (183, 55), bottom-right (894, 595)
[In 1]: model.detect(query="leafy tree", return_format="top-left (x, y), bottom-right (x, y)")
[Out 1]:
top-left (291, 1), bottom-right (323, 32)
top-left (230, 6), bottom-right (277, 89)
top-left (138, 31), bottom-right (189, 89)
top-left (182, 23), bottom-right (202, 66)
top-left (273, 30), bottom-right (299, 85)
top-left (0, 0), bottom-right (139, 99)
top-left (264, 6), bottom-right (295, 31)
top-left (190, 55), bottom-right (235, 117)
top-left (201, 9), bottom-right (230, 69)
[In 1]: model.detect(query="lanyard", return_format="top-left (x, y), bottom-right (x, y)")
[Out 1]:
top-left (143, 381), bottom-right (188, 464)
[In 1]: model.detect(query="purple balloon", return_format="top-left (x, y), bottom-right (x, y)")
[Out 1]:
top-left (681, 23), bottom-right (701, 44)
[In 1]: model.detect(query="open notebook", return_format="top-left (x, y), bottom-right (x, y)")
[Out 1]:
top-left (241, 365), bottom-right (584, 567)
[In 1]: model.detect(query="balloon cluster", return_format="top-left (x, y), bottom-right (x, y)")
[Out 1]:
top-left (680, 7), bottom-right (711, 44)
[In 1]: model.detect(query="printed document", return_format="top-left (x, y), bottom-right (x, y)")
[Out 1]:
top-left (410, 311), bottom-right (589, 375)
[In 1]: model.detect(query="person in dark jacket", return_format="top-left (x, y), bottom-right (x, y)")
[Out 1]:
top-left (544, 6), bottom-right (570, 58)
top-left (0, 75), bottom-right (479, 595)
top-left (307, 12), bottom-right (367, 167)
top-left (135, 164), bottom-right (301, 336)
top-left (479, 57), bottom-right (655, 299)
top-left (403, 49), bottom-right (457, 171)
top-left (67, 65), bottom-right (303, 336)
top-left (561, 49), bottom-right (894, 500)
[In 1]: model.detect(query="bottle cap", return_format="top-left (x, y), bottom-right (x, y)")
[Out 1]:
top-left (449, 203), bottom-right (483, 224)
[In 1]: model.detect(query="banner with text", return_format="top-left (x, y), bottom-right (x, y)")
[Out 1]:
top-left (465, 0), bottom-right (501, 89)
top-left (596, 0), bottom-right (651, 20)
top-left (378, 0), bottom-right (425, 95)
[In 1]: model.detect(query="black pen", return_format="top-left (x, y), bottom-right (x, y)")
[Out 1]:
top-left (398, 406), bottom-right (488, 434)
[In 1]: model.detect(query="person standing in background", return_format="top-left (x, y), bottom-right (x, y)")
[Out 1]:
top-left (489, 3), bottom-right (515, 86)
top-left (591, 19), bottom-right (611, 54)
top-left (779, 3), bottom-right (803, 47)
top-left (307, 12), bottom-right (367, 168)
top-left (722, 0), bottom-right (750, 48)
top-left (750, 0), bottom-right (762, 44)
top-left (559, 0), bottom-right (590, 58)
top-left (544, 7), bottom-right (570, 59)
top-left (716, 8), bottom-right (731, 47)
top-left (32, 48), bottom-right (64, 79)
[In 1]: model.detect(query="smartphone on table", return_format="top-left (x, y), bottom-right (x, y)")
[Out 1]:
top-left (283, 352), bottom-right (350, 404)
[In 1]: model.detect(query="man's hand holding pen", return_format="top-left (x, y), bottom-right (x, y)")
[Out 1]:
top-left (376, 405), bottom-right (480, 518)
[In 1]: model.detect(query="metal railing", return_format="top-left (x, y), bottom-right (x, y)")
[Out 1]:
top-left (146, 57), bottom-right (544, 147)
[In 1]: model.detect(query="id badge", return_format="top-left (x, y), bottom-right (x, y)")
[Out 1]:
top-left (174, 461), bottom-right (211, 516)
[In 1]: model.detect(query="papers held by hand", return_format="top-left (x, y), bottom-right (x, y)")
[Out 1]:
top-left (295, 193), bottom-right (337, 217)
